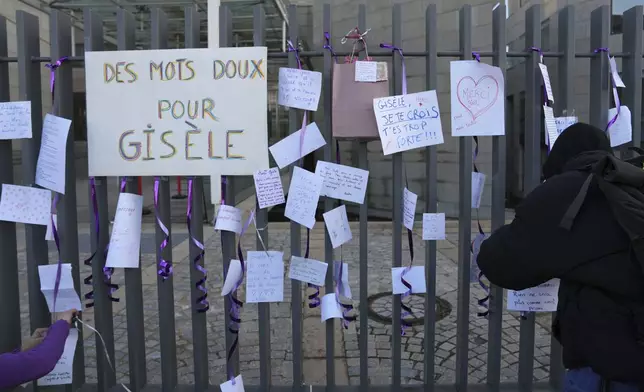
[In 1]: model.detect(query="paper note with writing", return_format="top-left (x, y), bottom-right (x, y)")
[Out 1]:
top-left (422, 213), bottom-right (446, 240)
top-left (355, 61), bottom-right (377, 82)
top-left (0, 101), bottom-right (31, 140)
top-left (609, 57), bottom-right (626, 88)
top-left (321, 293), bottom-right (343, 322)
top-left (538, 63), bottom-right (554, 103)
top-left (315, 161), bottom-right (369, 204)
top-left (46, 214), bottom-right (58, 241)
top-left (269, 122), bottom-right (326, 169)
top-left (38, 264), bottom-right (82, 312)
top-left (35, 114), bottom-right (72, 195)
top-left (608, 106), bottom-right (632, 148)
top-left (471, 172), bottom-right (486, 209)
top-left (278, 67), bottom-right (322, 111)
top-left (246, 251), bottom-right (284, 303)
top-left (373, 90), bottom-right (444, 155)
top-left (0, 184), bottom-right (51, 226)
top-left (323, 205), bottom-right (352, 249)
top-left (334, 261), bottom-right (352, 299)
top-left (550, 116), bottom-right (578, 146)
top-left (253, 168), bottom-right (285, 209)
top-left (402, 188), bottom-right (418, 230)
top-left (392, 266), bottom-right (426, 295)
top-left (220, 374), bottom-right (245, 392)
top-left (105, 193), bottom-right (143, 269)
top-left (451, 60), bottom-right (505, 136)
top-left (507, 279), bottom-right (560, 312)
top-left (215, 205), bottom-right (243, 234)
top-left (284, 167), bottom-right (322, 229)
top-left (288, 256), bottom-right (328, 286)
top-left (38, 328), bottom-right (78, 386)
top-left (222, 259), bottom-right (243, 296)
top-left (543, 106), bottom-right (558, 149)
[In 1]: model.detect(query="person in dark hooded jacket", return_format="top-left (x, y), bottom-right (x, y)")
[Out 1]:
top-left (477, 122), bottom-right (644, 392)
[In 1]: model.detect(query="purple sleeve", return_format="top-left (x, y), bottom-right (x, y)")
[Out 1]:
top-left (0, 320), bottom-right (70, 389)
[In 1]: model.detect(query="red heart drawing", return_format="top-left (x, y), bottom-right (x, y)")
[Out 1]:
top-left (456, 75), bottom-right (499, 120)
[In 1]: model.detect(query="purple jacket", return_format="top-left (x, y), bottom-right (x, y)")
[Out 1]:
top-left (0, 320), bottom-right (70, 389)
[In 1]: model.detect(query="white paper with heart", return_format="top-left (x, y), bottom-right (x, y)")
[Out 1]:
top-left (450, 61), bottom-right (505, 137)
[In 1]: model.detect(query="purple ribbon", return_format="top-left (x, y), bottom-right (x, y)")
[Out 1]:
top-left (471, 51), bottom-right (481, 62)
top-left (380, 43), bottom-right (406, 94)
top-left (187, 178), bottom-right (208, 312)
top-left (50, 194), bottom-right (63, 313)
top-left (333, 261), bottom-right (356, 329)
top-left (594, 48), bottom-right (621, 132)
top-left (304, 229), bottom-right (319, 308)
top-left (226, 210), bottom-right (255, 384)
top-left (287, 40), bottom-right (302, 70)
top-left (154, 178), bottom-right (172, 279)
top-left (45, 57), bottom-right (68, 103)
top-left (100, 179), bottom-right (128, 302)
top-left (472, 137), bottom-right (489, 317)
top-left (323, 32), bottom-right (339, 63)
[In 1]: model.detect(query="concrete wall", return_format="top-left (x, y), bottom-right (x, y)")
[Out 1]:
top-left (310, 0), bottom-right (500, 218)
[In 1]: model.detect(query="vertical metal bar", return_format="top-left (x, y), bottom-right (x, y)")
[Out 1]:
top-left (355, 4), bottom-right (370, 391)
top-left (50, 9), bottom-right (85, 389)
top-left (117, 9), bottom-right (147, 390)
top-left (589, 6), bottom-right (610, 130)
top-left (391, 4), bottom-right (403, 389)
top-left (621, 5), bottom-right (643, 152)
top-left (455, 6), bottom-right (473, 392)
top-left (520, 5), bottom-right (541, 392)
top-left (150, 7), bottom-right (178, 391)
top-left (287, 4), bottom-right (304, 388)
top-left (84, 11), bottom-right (115, 390)
top-left (253, 4), bottom-right (272, 389)
top-left (487, 4), bottom-right (507, 389)
top-left (184, 6), bottom-right (208, 390)
top-left (423, 4), bottom-right (438, 391)
top-left (0, 14), bottom-right (21, 358)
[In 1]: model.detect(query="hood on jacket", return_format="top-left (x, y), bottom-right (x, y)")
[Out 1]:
top-left (542, 122), bottom-right (613, 180)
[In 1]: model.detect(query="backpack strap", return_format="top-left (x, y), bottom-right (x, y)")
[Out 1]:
top-left (560, 173), bottom-right (594, 231)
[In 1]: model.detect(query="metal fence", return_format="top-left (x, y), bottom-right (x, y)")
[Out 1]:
top-left (0, 2), bottom-right (643, 392)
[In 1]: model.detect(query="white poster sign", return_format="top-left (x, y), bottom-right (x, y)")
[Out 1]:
top-left (85, 47), bottom-right (269, 176)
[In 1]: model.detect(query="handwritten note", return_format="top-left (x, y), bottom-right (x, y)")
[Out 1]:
top-left (253, 168), bottom-right (285, 209)
top-left (288, 256), bottom-right (328, 286)
top-left (46, 214), bottom-right (58, 241)
top-left (105, 192), bottom-right (143, 269)
top-left (215, 205), bottom-right (243, 234)
top-left (543, 106), bottom-right (558, 149)
top-left (373, 90), bottom-right (444, 155)
top-left (321, 293), bottom-right (343, 322)
top-left (609, 57), bottom-right (626, 88)
top-left (315, 161), bottom-right (369, 204)
top-left (422, 213), bottom-right (445, 240)
top-left (538, 63), bottom-right (554, 103)
top-left (246, 251), bottom-right (284, 303)
top-left (550, 116), bottom-right (578, 147)
top-left (278, 67), bottom-right (322, 111)
top-left (38, 264), bottom-right (82, 312)
top-left (38, 328), bottom-right (78, 386)
top-left (220, 374), bottom-right (245, 392)
top-left (392, 266), bottom-right (426, 294)
top-left (451, 60), bottom-right (505, 136)
top-left (0, 101), bottom-right (31, 140)
top-left (284, 167), bottom-right (322, 229)
top-left (35, 114), bottom-right (72, 195)
top-left (334, 261), bottom-right (352, 299)
top-left (269, 122), bottom-right (326, 169)
top-left (222, 259), bottom-right (243, 296)
top-left (471, 172), bottom-right (486, 209)
top-left (403, 188), bottom-right (417, 230)
top-left (608, 106), bottom-right (632, 148)
top-left (507, 279), bottom-right (560, 312)
top-left (355, 61), bottom-right (377, 82)
top-left (323, 205), bottom-right (352, 249)
top-left (0, 184), bottom-right (51, 226)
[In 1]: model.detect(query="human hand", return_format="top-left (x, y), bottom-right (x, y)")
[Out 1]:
top-left (20, 328), bottom-right (49, 351)
top-left (53, 309), bottom-right (78, 326)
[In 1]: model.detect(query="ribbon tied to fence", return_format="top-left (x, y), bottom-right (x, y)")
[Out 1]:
top-left (154, 178), bottom-right (173, 279)
top-left (593, 47), bottom-right (621, 132)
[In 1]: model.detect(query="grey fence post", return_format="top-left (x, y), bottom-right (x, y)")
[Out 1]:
top-left (589, 6), bottom-right (610, 130)
top-left (84, 10), bottom-right (116, 390)
top-left (519, 5), bottom-right (542, 392)
top-left (487, 4), bottom-right (507, 389)
top-left (0, 15), bottom-right (21, 357)
top-left (621, 6), bottom-right (643, 151)
top-left (390, 4), bottom-right (403, 388)
top-left (50, 8), bottom-right (86, 388)
top-left (287, 4), bottom-right (304, 388)
top-left (455, 6), bottom-right (473, 392)
top-left (116, 8), bottom-right (147, 391)
top-left (424, 4), bottom-right (438, 390)
top-left (149, 7), bottom-right (179, 391)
